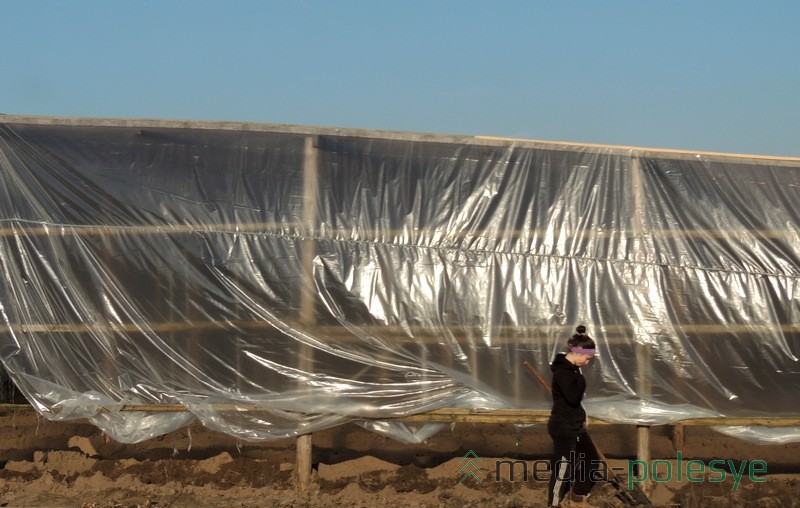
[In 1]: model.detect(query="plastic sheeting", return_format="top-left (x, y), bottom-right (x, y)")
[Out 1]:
top-left (0, 117), bottom-right (799, 444)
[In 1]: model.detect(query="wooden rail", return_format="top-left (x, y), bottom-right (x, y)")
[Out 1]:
top-left (2, 404), bottom-right (797, 427)
top-left (2, 223), bottom-right (800, 241)
top-left (3, 114), bottom-right (800, 165)
top-left (4, 322), bottom-right (800, 337)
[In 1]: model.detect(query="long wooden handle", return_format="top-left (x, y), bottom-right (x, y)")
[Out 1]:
top-left (523, 360), bottom-right (552, 396)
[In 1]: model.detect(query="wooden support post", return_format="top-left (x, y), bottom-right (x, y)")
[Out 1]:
top-left (672, 424), bottom-right (685, 453)
top-left (513, 343), bottom-right (523, 407)
top-left (469, 347), bottom-right (479, 388)
top-left (296, 433), bottom-right (313, 493)
top-left (295, 135), bottom-right (319, 492)
top-left (637, 425), bottom-right (651, 494)
top-left (299, 134), bottom-right (319, 336)
top-left (167, 262), bottom-right (174, 339)
top-left (183, 258), bottom-right (199, 388)
top-left (100, 233), bottom-right (115, 382)
top-left (631, 156), bottom-right (653, 495)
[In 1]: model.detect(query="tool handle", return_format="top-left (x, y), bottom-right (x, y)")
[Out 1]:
top-left (523, 360), bottom-right (552, 396)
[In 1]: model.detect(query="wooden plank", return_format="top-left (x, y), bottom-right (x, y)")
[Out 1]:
top-left (1, 404), bottom-right (799, 426)
top-left (2, 224), bottom-right (799, 241)
top-left (476, 135), bottom-right (800, 164)
top-left (2, 114), bottom-right (799, 164)
top-left (4, 321), bottom-right (799, 338)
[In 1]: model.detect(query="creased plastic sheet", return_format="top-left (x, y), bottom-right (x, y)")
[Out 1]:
top-left (0, 118), bottom-right (799, 444)
top-left (355, 421), bottom-right (446, 445)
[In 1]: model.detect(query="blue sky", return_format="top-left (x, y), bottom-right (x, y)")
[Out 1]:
top-left (2, 1), bottom-right (799, 156)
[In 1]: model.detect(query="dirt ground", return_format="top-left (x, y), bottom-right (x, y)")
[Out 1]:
top-left (0, 407), bottom-right (799, 507)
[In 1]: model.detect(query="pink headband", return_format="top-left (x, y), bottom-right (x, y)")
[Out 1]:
top-left (571, 347), bottom-right (596, 356)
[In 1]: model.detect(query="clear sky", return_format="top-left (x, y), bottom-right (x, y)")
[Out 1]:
top-left (2, 1), bottom-right (799, 156)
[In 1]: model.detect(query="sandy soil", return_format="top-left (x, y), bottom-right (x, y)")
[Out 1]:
top-left (0, 407), bottom-right (799, 507)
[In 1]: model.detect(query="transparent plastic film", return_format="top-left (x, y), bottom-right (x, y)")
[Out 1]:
top-left (0, 119), bottom-right (798, 444)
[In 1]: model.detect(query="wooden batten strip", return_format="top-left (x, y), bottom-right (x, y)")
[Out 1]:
top-left (2, 114), bottom-right (799, 164)
top-left (1, 404), bottom-right (795, 427)
top-left (3, 322), bottom-right (800, 338)
top-left (1, 224), bottom-right (798, 241)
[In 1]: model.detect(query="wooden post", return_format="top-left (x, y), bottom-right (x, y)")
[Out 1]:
top-left (672, 424), bottom-right (685, 453)
top-left (100, 232), bottom-right (116, 381)
top-left (296, 432), bottom-right (313, 492)
top-left (631, 155), bottom-right (653, 494)
top-left (299, 134), bottom-right (319, 341)
top-left (296, 135), bottom-right (318, 492)
top-left (469, 345), bottom-right (479, 388)
top-left (636, 425), bottom-right (651, 492)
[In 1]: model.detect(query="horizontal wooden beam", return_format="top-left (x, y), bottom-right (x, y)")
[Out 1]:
top-left (3, 115), bottom-right (800, 164)
top-left (105, 408), bottom-right (800, 427)
top-left (1, 404), bottom-right (797, 427)
top-left (2, 321), bottom-right (799, 338)
top-left (1, 223), bottom-right (798, 241)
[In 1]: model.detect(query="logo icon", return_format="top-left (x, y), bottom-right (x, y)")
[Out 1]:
top-left (459, 450), bottom-right (484, 484)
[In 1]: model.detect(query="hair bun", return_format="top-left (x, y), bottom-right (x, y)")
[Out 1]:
top-left (576, 325), bottom-right (587, 335)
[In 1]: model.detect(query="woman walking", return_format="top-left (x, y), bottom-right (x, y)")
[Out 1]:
top-left (547, 325), bottom-right (599, 506)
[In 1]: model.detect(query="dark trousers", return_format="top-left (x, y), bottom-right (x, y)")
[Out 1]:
top-left (547, 431), bottom-right (600, 506)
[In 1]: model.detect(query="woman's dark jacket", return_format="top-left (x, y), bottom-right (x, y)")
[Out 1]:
top-left (547, 353), bottom-right (587, 437)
